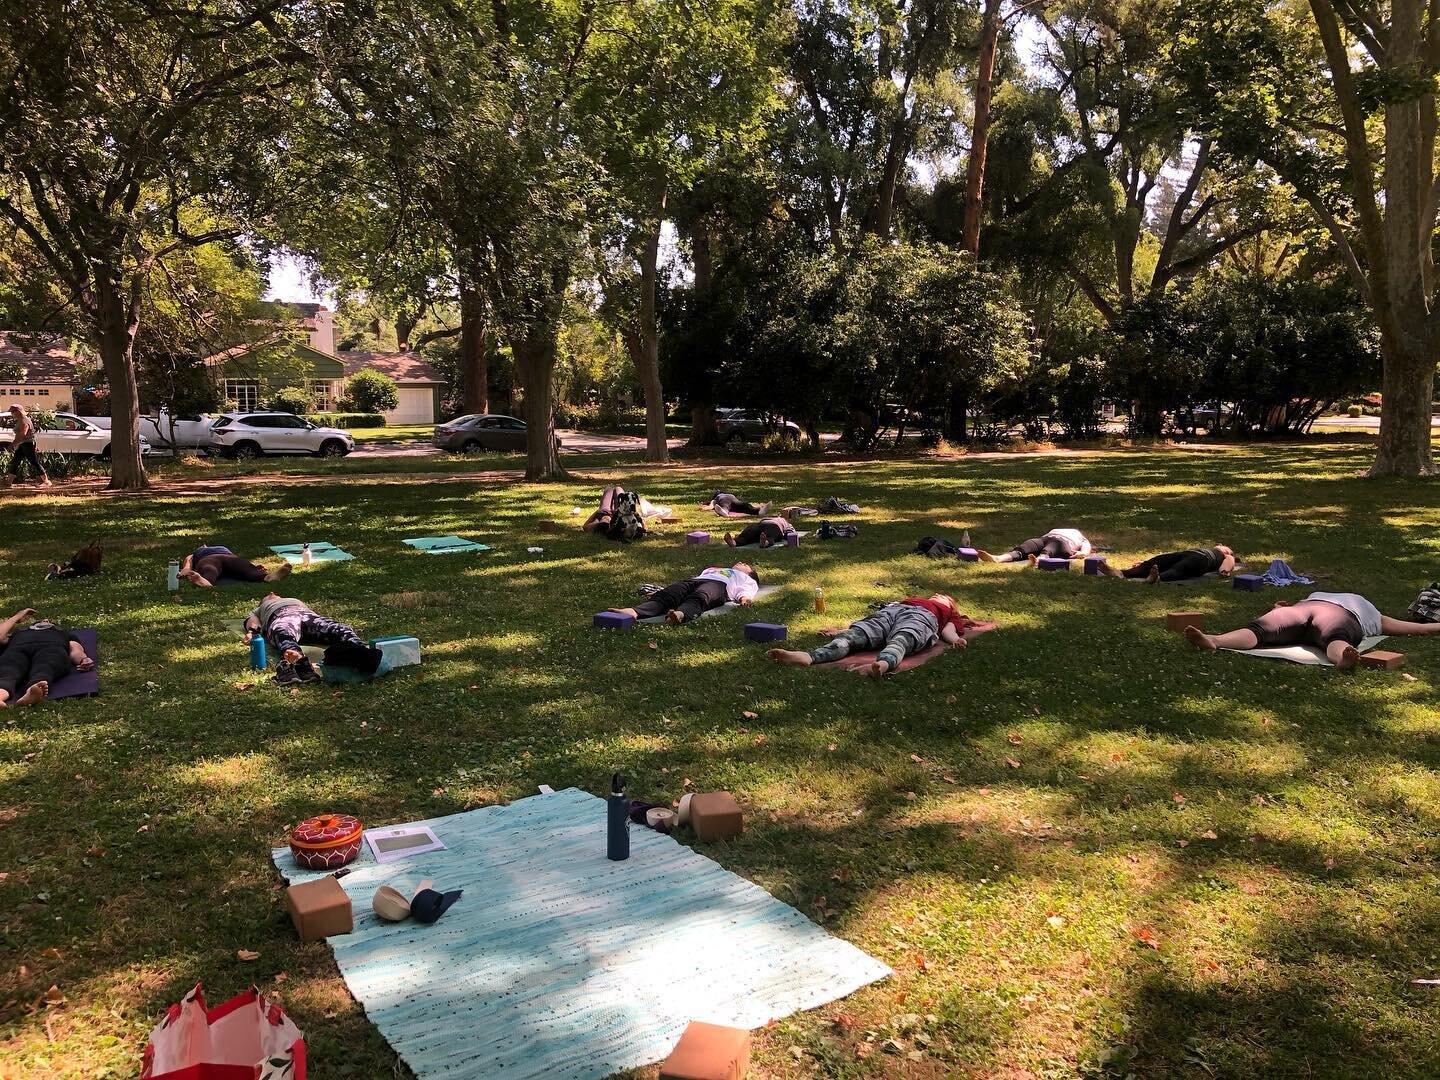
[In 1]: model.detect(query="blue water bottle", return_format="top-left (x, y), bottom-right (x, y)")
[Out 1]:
top-left (607, 772), bottom-right (630, 861)
top-left (249, 634), bottom-right (267, 671)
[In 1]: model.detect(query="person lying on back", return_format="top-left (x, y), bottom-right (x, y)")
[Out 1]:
top-left (769, 594), bottom-right (971, 677)
top-left (243, 593), bottom-right (382, 685)
top-left (608, 563), bottom-right (760, 625)
top-left (977, 528), bottom-right (1091, 565)
top-left (182, 544), bottom-right (291, 587)
top-left (1099, 544), bottom-right (1236, 582)
top-left (0, 608), bottom-right (93, 707)
top-left (700, 492), bottom-right (771, 517)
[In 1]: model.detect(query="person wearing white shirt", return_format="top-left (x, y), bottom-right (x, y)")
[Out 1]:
top-left (978, 527), bottom-right (1092, 565)
top-left (1184, 591), bottom-right (1440, 668)
top-left (608, 563), bottom-right (760, 625)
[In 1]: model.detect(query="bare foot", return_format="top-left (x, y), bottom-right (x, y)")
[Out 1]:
top-left (39, 477), bottom-right (52, 487)
top-left (1027, 554), bottom-right (1039, 568)
top-left (758, 535), bottom-right (771, 548)
top-left (0, 689), bottom-right (8, 707)
top-left (724, 533), bottom-right (736, 546)
top-left (868, 659), bottom-right (892, 677)
top-left (16, 681), bottom-right (48, 706)
top-left (266, 562), bottom-right (292, 582)
top-left (283, 648), bottom-right (303, 663)
top-left (757, 502), bottom-right (772, 516)
top-left (1146, 565), bottom-right (1160, 584)
top-left (182, 570), bottom-right (212, 587)
top-left (1332, 644), bottom-right (1360, 670)
top-left (976, 549), bottom-right (999, 562)
top-left (1184, 626), bottom-right (1216, 652)
top-left (608, 607), bottom-right (639, 619)
top-left (768, 649), bottom-right (812, 666)
top-left (666, 609), bottom-right (685, 624)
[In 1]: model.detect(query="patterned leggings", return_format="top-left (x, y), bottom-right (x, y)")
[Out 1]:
top-left (808, 604), bottom-right (940, 669)
top-left (265, 609), bottom-right (379, 672)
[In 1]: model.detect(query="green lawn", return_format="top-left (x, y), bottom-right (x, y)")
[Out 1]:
top-left (3, 444), bottom-right (1440, 1078)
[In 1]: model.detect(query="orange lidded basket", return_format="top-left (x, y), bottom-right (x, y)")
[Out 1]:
top-left (290, 813), bottom-right (364, 870)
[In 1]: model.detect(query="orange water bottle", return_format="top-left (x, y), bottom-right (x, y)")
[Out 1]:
top-left (814, 586), bottom-right (826, 613)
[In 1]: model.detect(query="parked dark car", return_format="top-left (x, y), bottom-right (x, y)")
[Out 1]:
top-left (433, 413), bottom-right (538, 452)
top-left (714, 408), bottom-right (802, 443)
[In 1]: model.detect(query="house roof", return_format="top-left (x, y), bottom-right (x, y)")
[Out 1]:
top-left (0, 331), bottom-right (82, 384)
top-left (339, 350), bottom-right (446, 385)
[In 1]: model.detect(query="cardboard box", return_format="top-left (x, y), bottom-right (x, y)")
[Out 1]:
top-left (1165, 612), bottom-right (1206, 633)
top-left (1084, 556), bottom-right (1107, 575)
top-left (1232, 574), bottom-right (1264, 591)
top-left (593, 611), bottom-right (636, 630)
top-left (1359, 650), bottom-right (1405, 670)
top-left (660, 1021), bottom-right (751, 1080)
top-left (690, 791), bottom-right (743, 842)
top-left (743, 622), bottom-right (786, 642)
top-left (685, 531), bottom-right (710, 545)
top-left (286, 876), bottom-right (353, 942)
top-left (957, 547), bottom-right (979, 562)
top-left (1037, 556), bottom-right (1070, 571)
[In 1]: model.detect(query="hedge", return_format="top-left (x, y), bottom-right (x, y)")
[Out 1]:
top-left (309, 413), bottom-right (388, 429)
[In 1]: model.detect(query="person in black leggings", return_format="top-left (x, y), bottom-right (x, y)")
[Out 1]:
top-left (0, 610), bottom-right (93, 706)
top-left (180, 545), bottom-right (290, 587)
top-left (608, 563), bottom-right (760, 625)
top-left (700, 492), bottom-right (771, 517)
top-left (725, 515), bottom-right (797, 548)
top-left (1103, 545), bottom-right (1235, 583)
top-left (978, 528), bottom-right (1090, 565)
top-left (4, 404), bottom-right (50, 486)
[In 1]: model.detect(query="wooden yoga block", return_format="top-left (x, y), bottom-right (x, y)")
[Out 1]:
top-left (593, 611), bottom-right (635, 630)
top-left (537, 520), bottom-right (561, 534)
top-left (1084, 556), bottom-right (1107, 575)
top-left (1359, 650), bottom-right (1405, 670)
top-left (1165, 612), bottom-right (1206, 633)
top-left (660, 515), bottom-right (682, 524)
top-left (685, 531), bottom-right (710, 545)
top-left (286, 876), bottom-right (353, 942)
top-left (1037, 556), bottom-right (1070, 571)
top-left (689, 791), bottom-right (744, 842)
top-left (1232, 573), bottom-right (1264, 591)
top-left (743, 622), bottom-right (786, 642)
top-left (660, 1021), bottom-right (751, 1080)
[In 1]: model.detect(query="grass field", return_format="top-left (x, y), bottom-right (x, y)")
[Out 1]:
top-left (3, 443), bottom-right (1440, 1078)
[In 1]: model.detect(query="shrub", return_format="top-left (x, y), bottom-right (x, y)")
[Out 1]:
top-left (343, 369), bottom-right (399, 413)
top-left (1347, 404), bottom-right (1363, 417)
top-left (309, 412), bottom-right (388, 429)
top-left (269, 385), bottom-right (314, 415)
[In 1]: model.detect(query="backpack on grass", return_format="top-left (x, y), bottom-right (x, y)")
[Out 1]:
top-left (1409, 582), bottom-right (1440, 623)
top-left (816, 522), bottom-right (859, 540)
top-left (915, 536), bottom-right (958, 558)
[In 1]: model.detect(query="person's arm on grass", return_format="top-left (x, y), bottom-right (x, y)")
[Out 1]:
top-left (0, 607), bottom-right (35, 642)
top-left (68, 637), bottom-right (94, 671)
top-left (940, 623), bottom-right (968, 650)
top-left (180, 554), bottom-right (193, 575)
top-left (242, 608), bottom-right (262, 641)
top-left (1379, 616), bottom-right (1440, 636)
top-left (1218, 552), bottom-right (1236, 576)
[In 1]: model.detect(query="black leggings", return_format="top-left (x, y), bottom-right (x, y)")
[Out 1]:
top-left (713, 493), bottom-right (761, 515)
top-left (6, 440), bottom-right (45, 479)
top-left (1011, 535), bottom-right (1075, 560)
top-left (195, 554), bottom-right (268, 585)
top-left (1123, 550), bottom-right (1213, 581)
top-left (735, 521), bottom-right (786, 546)
top-left (634, 579), bottom-right (729, 623)
top-left (0, 637), bottom-right (73, 696)
top-left (1248, 601), bottom-right (1363, 650)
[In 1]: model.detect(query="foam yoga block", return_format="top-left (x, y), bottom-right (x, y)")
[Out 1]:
top-left (689, 792), bottom-right (743, 841)
top-left (286, 876), bottom-right (353, 942)
top-left (1359, 650), bottom-right (1405, 670)
top-left (1037, 557), bottom-right (1070, 571)
top-left (1232, 574), bottom-right (1264, 591)
top-left (373, 635), bottom-right (421, 670)
top-left (1084, 556), bottom-right (1107, 575)
top-left (685, 531), bottom-right (710, 545)
top-left (1166, 612), bottom-right (1206, 633)
top-left (743, 622), bottom-right (787, 642)
top-left (593, 611), bottom-right (636, 630)
top-left (957, 547), bottom-right (979, 562)
top-left (660, 1021), bottom-right (751, 1080)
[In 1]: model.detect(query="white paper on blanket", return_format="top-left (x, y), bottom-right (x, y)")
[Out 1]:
top-left (638, 585), bottom-right (779, 624)
top-left (1223, 635), bottom-right (1387, 667)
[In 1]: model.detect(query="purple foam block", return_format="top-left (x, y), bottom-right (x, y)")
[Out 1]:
top-left (786, 532), bottom-right (799, 548)
top-left (957, 547), bottom-right (979, 562)
top-left (685, 531), bottom-right (710, 545)
top-left (593, 611), bottom-right (636, 630)
top-left (1037, 557), bottom-right (1070, 571)
top-left (744, 622), bottom-right (787, 642)
top-left (1232, 573), bottom-right (1264, 591)
top-left (1084, 556), bottom-right (1107, 575)
top-left (42, 628), bottom-right (100, 700)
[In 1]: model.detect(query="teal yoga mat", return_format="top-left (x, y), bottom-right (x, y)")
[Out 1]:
top-left (273, 788), bottom-right (889, 1080)
top-left (403, 535), bottom-right (491, 555)
top-left (270, 542), bottom-right (355, 564)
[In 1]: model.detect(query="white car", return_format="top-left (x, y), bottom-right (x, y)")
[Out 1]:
top-left (0, 412), bottom-right (152, 458)
top-left (208, 411), bottom-right (354, 458)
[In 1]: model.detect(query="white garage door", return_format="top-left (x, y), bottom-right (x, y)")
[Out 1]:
top-left (388, 386), bottom-right (434, 424)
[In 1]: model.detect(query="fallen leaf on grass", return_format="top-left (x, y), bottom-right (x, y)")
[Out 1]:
top-left (1110, 751), bottom-right (1123, 762)
top-left (1129, 925), bottom-right (1161, 949)
top-left (827, 743), bottom-right (838, 752)
top-left (912, 952), bottom-right (928, 972)
top-left (41, 985), bottom-right (64, 1006)
top-left (904, 791), bottom-right (917, 801)
top-left (1401, 673), bottom-right (1418, 682)
top-left (832, 1012), bottom-right (857, 1032)
top-left (1172, 792), bottom-right (1187, 805)
top-left (1175, 839), bottom-right (1189, 848)
top-left (753, 734), bottom-right (766, 746)
top-left (1200, 830), bottom-right (1219, 840)
top-left (1046, 914), bottom-right (1066, 928)
top-left (1324, 856), bottom-right (1336, 870)
top-left (941, 775), bottom-right (956, 784)
top-left (742, 710), bottom-right (758, 720)
top-left (136, 824), bottom-right (150, 833)
top-left (236, 950), bottom-right (260, 962)
top-left (1004, 757), bottom-right (1020, 769)
top-left (682, 778), bottom-right (693, 788)
top-left (646, 641), bottom-right (658, 650)
top-left (1007, 733), bottom-right (1023, 745)
top-left (831, 868), bottom-right (853, 884)
top-left (273, 972), bottom-right (288, 983)
top-left (232, 682), bottom-right (253, 692)
top-left (910, 753), bottom-right (924, 763)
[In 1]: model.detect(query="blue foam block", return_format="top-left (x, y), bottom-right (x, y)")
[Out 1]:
top-left (1233, 573), bottom-right (1264, 591)
top-left (593, 611), bottom-right (636, 630)
top-left (1084, 556), bottom-right (1107, 575)
top-left (1037, 557), bottom-right (1070, 571)
top-left (744, 622), bottom-right (787, 642)
top-left (957, 547), bottom-right (979, 562)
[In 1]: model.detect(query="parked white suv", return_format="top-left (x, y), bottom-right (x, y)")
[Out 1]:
top-left (208, 412), bottom-right (354, 458)
top-left (0, 412), bottom-right (152, 458)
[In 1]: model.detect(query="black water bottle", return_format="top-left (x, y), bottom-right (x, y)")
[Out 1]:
top-left (607, 772), bottom-right (630, 861)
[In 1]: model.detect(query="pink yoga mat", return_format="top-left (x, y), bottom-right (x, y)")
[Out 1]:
top-left (36, 628), bottom-right (100, 699)
top-left (822, 619), bottom-right (998, 674)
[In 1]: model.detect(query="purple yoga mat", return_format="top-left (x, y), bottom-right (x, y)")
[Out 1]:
top-left (37, 628), bottom-right (100, 699)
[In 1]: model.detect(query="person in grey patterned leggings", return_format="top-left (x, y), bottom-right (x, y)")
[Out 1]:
top-left (769, 594), bottom-right (969, 677)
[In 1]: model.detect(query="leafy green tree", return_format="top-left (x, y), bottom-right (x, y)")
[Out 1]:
top-left (343, 369), bottom-right (399, 414)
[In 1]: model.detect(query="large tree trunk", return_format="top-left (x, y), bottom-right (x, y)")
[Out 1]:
top-left (863, 119), bottom-right (908, 238)
top-left (459, 280), bottom-right (489, 415)
top-left (94, 274), bottom-right (147, 491)
top-left (635, 185), bottom-right (669, 464)
top-left (945, 384), bottom-right (969, 443)
top-left (513, 324), bottom-right (565, 480)
top-left (1370, 329), bottom-right (1436, 476)
top-left (689, 404), bottom-right (722, 446)
top-left (961, 0), bottom-right (1003, 255)
top-left (685, 220), bottom-right (722, 447)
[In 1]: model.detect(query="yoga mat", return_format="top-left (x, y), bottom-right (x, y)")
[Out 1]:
top-left (270, 542), bottom-right (354, 564)
top-left (40, 628), bottom-right (99, 699)
top-left (820, 619), bottom-right (998, 674)
top-left (272, 788), bottom-right (890, 1080)
top-left (637, 585), bottom-right (779, 625)
top-left (729, 531), bottom-right (811, 551)
top-left (1223, 634), bottom-right (1387, 667)
top-left (403, 535), bottom-right (492, 555)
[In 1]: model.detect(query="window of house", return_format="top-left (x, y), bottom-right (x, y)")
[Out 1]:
top-left (225, 380), bottom-right (259, 411)
top-left (39, 389), bottom-right (49, 396)
top-left (309, 380), bottom-right (334, 410)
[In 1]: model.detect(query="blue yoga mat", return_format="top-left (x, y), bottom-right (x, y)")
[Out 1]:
top-left (273, 788), bottom-right (889, 1080)
top-left (403, 535), bottom-right (491, 555)
top-left (270, 542), bottom-right (354, 564)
